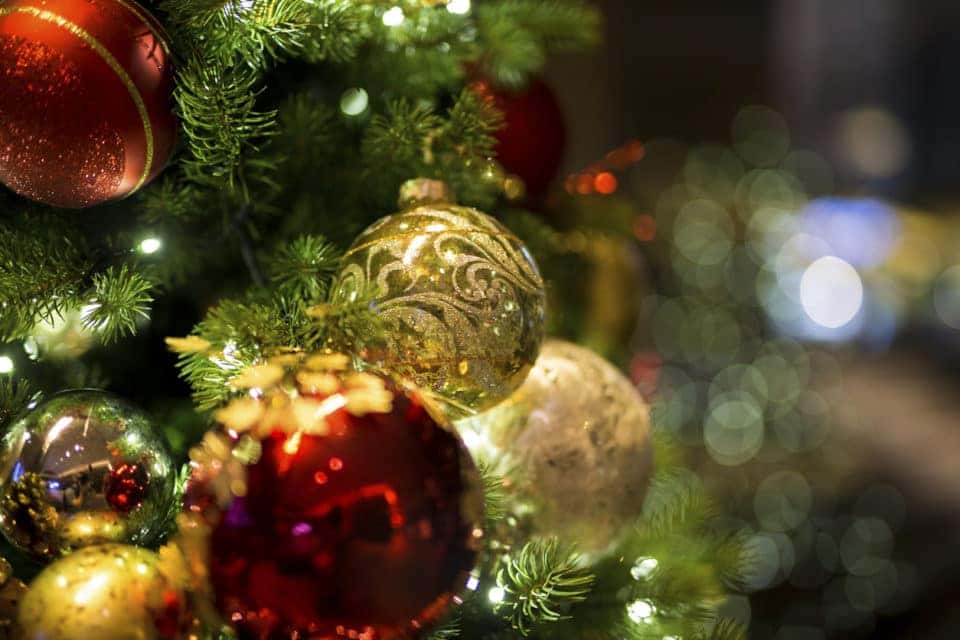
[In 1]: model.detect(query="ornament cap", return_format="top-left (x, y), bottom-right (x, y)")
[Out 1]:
top-left (399, 178), bottom-right (456, 208)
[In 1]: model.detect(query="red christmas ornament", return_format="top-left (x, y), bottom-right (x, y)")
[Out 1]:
top-left (104, 461), bottom-right (149, 513)
top-left (201, 375), bottom-right (484, 640)
top-left (471, 77), bottom-right (567, 198)
top-left (0, 0), bottom-right (176, 208)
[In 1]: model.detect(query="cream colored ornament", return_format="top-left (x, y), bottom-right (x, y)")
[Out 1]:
top-left (455, 339), bottom-right (654, 557)
top-left (17, 544), bottom-right (188, 640)
top-left (330, 179), bottom-right (546, 416)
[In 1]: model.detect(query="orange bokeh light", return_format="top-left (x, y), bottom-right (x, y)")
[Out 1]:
top-left (633, 214), bottom-right (657, 241)
top-left (594, 172), bottom-right (618, 194)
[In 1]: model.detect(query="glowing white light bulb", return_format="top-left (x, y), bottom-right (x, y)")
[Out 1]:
top-left (382, 6), bottom-right (405, 26)
top-left (799, 256), bottom-right (863, 329)
top-left (139, 237), bottom-right (162, 254)
top-left (488, 586), bottom-right (506, 604)
top-left (626, 599), bottom-right (656, 624)
top-left (630, 557), bottom-right (659, 580)
top-left (0, 356), bottom-right (12, 374)
top-left (447, 0), bottom-right (471, 14)
top-left (340, 88), bottom-right (369, 117)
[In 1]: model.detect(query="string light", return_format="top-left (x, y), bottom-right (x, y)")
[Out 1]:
top-left (0, 355), bottom-right (13, 374)
top-left (340, 88), bottom-right (369, 117)
top-left (382, 6), bottom-right (405, 26)
top-left (138, 237), bottom-right (162, 255)
top-left (447, 0), bottom-right (470, 14)
top-left (487, 586), bottom-right (506, 604)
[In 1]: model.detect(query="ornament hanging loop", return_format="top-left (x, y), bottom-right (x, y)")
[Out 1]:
top-left (399, 178), bottom-right (457, 208)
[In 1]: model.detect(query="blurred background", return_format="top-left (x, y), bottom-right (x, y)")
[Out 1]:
top-left (540, 1), bottom-right (960, 638)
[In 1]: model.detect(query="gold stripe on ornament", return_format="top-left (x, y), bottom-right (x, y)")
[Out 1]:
top-left (0, 6), bottom-right (155, 194)
top-left (111, 0), bottom-right (173, 56)
top-left (344, 228), bottom-right (524, 258)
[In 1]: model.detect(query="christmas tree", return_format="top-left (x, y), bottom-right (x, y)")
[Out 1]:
top-left (0, 0), bottom-right (749, 638)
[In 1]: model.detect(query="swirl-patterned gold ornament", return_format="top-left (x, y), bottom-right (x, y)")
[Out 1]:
top-left (330, 178), bottom-right (546, 415)
top-left (455, 339), bottom-right (654, 557)
top-left (16, 544), bottom-right (190, 640)
top-left (0, 390), bottom-right (178, 561)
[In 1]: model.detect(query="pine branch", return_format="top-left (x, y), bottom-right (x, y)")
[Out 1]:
top-left (476, 0), bottom-right (601, 87)
top-left (360, 92), bottom-right (505, 208)
top-left (274, 94), bottom-right (341, 180)
top-left (80, 265), bottom-right (154, 343)
top-left (425, 613), bottom-right (461, 640)
top-left (0, 378), bottom-right (34, 432)
top-left (495, 538), bottom-right (594, 636)
top-left (478, 460), bottom-right (507, 526)
top-left (265, 235), bottom-right (342, 304)
top-left (171, 297), bottom-right (301, 409)
top-left (175, 58), bottom-right (278, 201)
top-left (0, 220), bottom-right (92, 341)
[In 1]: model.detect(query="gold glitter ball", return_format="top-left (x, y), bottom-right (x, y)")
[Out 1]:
top-left (455, 340), bottom-right (654, 557)
top-left (17, 544), bottom-right (188, 640)
top-left (330, 179), bottom-right (546, 415)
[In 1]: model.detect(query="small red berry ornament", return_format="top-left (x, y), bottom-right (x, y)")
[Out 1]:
top-left (183, 352), bottom-right (485, 640)
top-left (104, 462), bottom-right (149, 513)
top-left (0, 0), bottom-right (176, 208)
top-left (471, 77), bottom-right (567, 199)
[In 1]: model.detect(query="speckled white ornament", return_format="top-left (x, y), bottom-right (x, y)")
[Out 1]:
top-left (455, 339), bottom-right (653, 557)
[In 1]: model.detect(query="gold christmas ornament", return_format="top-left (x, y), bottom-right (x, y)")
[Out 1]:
top-left (0, 558), bottom-right (26, 636)
top-left (330, 178), bottom-right (546, 415)
top-left (17, 544), bottom-right (189, 640)
top-left (455, 339), bottom-right (654, 557)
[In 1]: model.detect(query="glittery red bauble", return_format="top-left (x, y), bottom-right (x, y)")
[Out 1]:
top-left (207, 390), bottom-right (484, 640)
top-left (104, 461), bottom-right (149, 513)
top-left (0, 0), bottom-right (176, 208)
top-left (471, 77), bottom-right (566, 198)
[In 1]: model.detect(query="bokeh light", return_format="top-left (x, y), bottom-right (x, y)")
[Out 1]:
top-left (933, 265), bottom-right (960, 329)
top-left (732, 105), bottom-right (791, 167)
top-left (799, 198), bottom-right (899, 268)
top-left (704, 397), bottom-right (765, 465)
top-left (799, 257), bottom-right (863, 329)
top-left (340, 88), bottom-right (369, 117)
top-left (837, 106), bottom-right (911, 178)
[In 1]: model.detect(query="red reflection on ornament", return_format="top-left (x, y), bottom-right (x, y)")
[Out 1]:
top-left (104, 462), bottom-right (148, 513)
top-left (208, 390), bottom-right (481, 640)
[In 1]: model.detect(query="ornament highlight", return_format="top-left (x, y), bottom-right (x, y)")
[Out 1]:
top-left (0, 557), bottom-right (27, 635)
top-left (0, 0), bottom-right (176, 208)
top-left (17, 544), bottom-right (189, 640)
top-left (0, 390), bottom-right (177, 561)
top-left (185, 352), bottom-right (484, 640)
top-left (470, 78), bottom-right (566, 198)
top-left (455, 339), bottom-right (653, 556)
top-left (330, 179), bottom-right (546, 415)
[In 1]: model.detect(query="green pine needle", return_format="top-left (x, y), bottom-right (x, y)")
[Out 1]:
top-left (81, 265), bottom-right (154, 344)
top-left (0, 378), bottom-right (35, 432)
top-left (495, 538), bottom-right (595, 636)
top-left (477, 460), bottom-right (507, 525)
top-left (175, 58), bottom-right (278, 200)
top-left (266, 235), bottom-right (342, 304)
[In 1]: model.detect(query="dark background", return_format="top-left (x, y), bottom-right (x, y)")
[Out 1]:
top-left (546, 2), bottom-right (960, 638)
